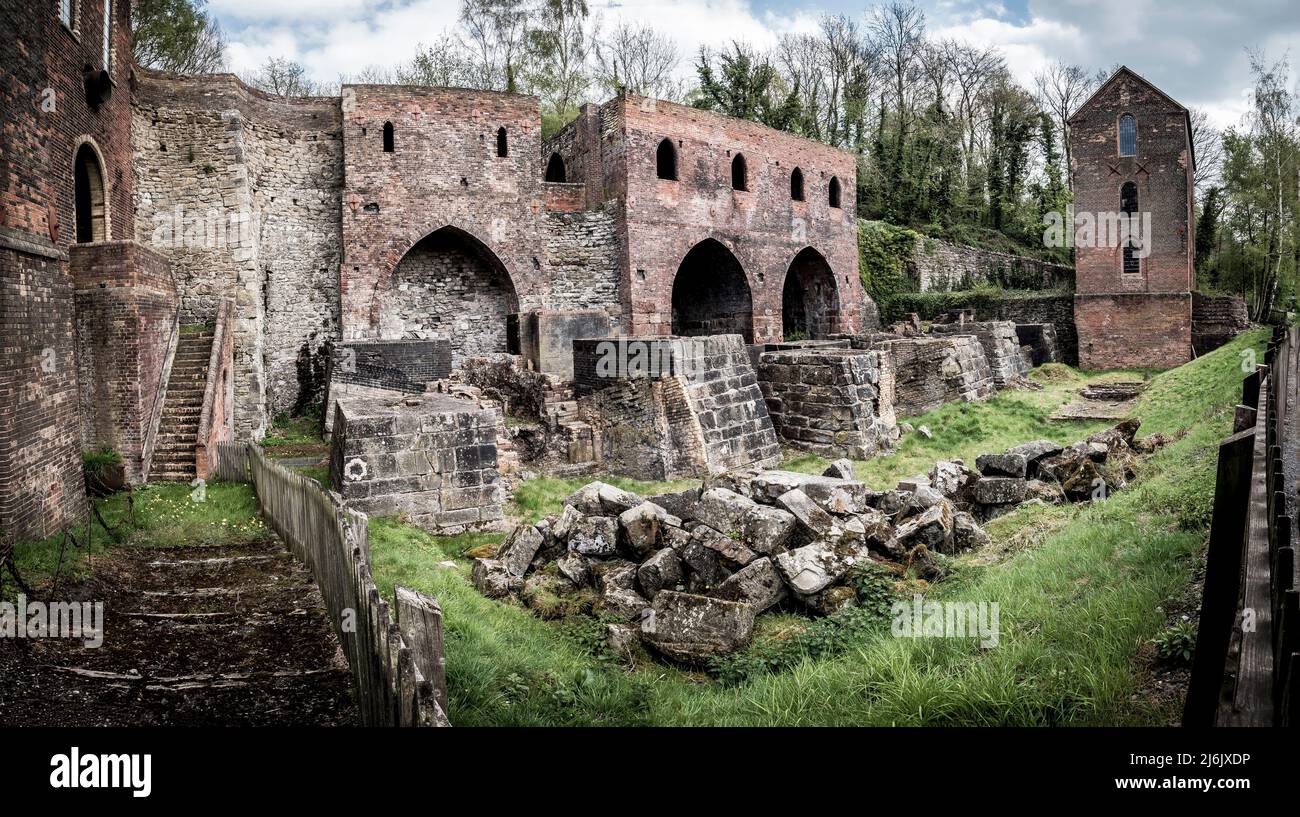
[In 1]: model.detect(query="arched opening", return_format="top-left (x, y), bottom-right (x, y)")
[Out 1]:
top-left (545, 152), bottom-right (566, 182)
top-left (496, 127), bottom-right (508, 158)
top-left (1120, 181), bottom-right (1141, 274)
top-left (1119, 114), bottom-right (1137, 157)
top-left (671, 239), bottom-right (753, 342)
top-left (1120, 181), bottom-right (1138, 214)
top-left (782, 247), bottom-right (840, 340)
top-left (828, 176), bottom-right (841, 208)
top-left (656, 138), bottom-right (677, 180)
top-left (73, 143), bottom-right (106, 243)
top-left (381, 226), bottom-right (519, 366)
top-left (790, 167), bottom-right (804, 201)
top-left (382, 121), bottom-right (394, 152)
top-left (731, 153), bottom-right (748, 191)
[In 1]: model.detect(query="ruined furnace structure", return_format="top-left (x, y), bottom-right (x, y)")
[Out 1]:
top-left (1070, 66), bottom-right (1196, 369)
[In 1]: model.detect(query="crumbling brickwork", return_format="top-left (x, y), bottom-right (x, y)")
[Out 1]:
top-left (929, 320), bottom-right (1029, 387)
top-left (1070, 67), bottom-right (1194, 369)
top-left (1192, 292), bottom-right (1251, 355)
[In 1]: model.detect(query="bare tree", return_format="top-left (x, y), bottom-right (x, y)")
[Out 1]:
top-left (1033, 59), bottom-right (1096, 190)
top-left (593, 21), bottom-right (683, 101)
top-left (528, 0), bottom-right (592, 115)
top-left (459, 0), bottom-right (531, 93)
top-left (944, 39), bottom-right (1004, 169)
top-left (1188, 106), bottom-right (1224, 193)
top-left (246, 57), bottom-right (320, 97)
top-left (869, 2), bottom-right (926, 142)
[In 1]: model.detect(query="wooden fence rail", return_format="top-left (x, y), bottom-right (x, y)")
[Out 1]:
top-left (1185, 322), bottom-right (1298, 726)
top-left (213, 440), bottom-right (449, 727)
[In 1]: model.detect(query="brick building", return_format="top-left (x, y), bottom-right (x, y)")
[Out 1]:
top-left (1070, 66), bottom-right (1196, 369)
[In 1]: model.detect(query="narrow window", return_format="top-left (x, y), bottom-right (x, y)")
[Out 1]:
top-left (1120, 181), bottom-right (1138, 215)
top-left (731, 153), bottom-right (747, 191)
top-left (545, 152), bottom-right (566, 182)
top-left (496, 127), bottom-right (508, 158)
top-left (1119, 114), bottom-right (1137, 157)
top-left (656, 138), bottom-right (677, 180)
top-left (828, 176), bottom-right (842, 208)
top-left (102, 0), bottom-right (111, 69)
top-left (382, 121), bottom-right (394, 153)
top-left (790, 167), bottom-right (805, 201)
top-left (1123, 241), bottom-right (1141, 274)
top-left (59, 0), bottom-right (73, 27)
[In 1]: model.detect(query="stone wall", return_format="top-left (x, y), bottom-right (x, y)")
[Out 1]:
top-left (132, 70), bottom-right (344, 437)
top-left (1015, 324), bottom-right (1061, 366)
top-left (866, 335), bottom-right (994, 417)
top-left (758, 348), bottom-right (898, 459)
top-left (71, 241), bottom-right (178, 483)
top-left (543, 207), bottom-right (623, 322)
top-left (330, 394), bottom-right (504, 534)
top-left (929, 320), bottom-right (1029, 387)
top-left (911, 237), bottom-right (1073, 292)
top-left (1192, 292), bottom-right (1251, 355)
top-left (573, 335), bottom-right (781, 478)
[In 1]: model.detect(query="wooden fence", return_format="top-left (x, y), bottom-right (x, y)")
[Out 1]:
top-left (1184, 323), bottom-right (1298, 726)
top-left (214, 440), bottom-right (449, 727)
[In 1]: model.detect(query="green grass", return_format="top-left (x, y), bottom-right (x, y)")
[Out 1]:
top-left (261, 413), bottom-right (326, 451)
top-left (366, 328), bottom-right (1267, 726)
top-left (7, 481), bottom-right (268, 599)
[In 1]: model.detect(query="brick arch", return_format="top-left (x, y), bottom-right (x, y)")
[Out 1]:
top-left (671, 237), bottom-right (754, 342)
top-left (781, 246), bottom-right (842, 340)
top-left (71, 135), bottom-right (111, 242)
top-left (372, 224), bottom-right (521, 365)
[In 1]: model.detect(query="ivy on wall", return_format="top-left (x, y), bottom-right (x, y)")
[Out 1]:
top-left (857, 219), bottom-right (921, 305)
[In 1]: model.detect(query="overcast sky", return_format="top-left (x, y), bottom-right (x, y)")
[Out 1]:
top-left (208, 0), bottom-right (1300, 129)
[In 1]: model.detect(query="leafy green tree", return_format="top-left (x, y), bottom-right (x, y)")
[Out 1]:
top-left (132, 0), bottom-right (226, 74)
top-left (693, 43), bottom-right (802, 132)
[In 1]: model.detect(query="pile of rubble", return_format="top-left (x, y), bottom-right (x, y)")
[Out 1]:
top-left (471, 464), bottom-right (994, 663)
top-left (917, 417), bottom-right (1173, 521)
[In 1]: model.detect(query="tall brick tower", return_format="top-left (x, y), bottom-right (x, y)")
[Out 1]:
top-left (1070, 66), bottom-right (1195, 369)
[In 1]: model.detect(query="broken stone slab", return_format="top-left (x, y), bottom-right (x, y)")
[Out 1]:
top-left (637, 547), bottom-right (684, 600)
top-left (928, 460), bottom-right (969, 498)
top-left (569, 515), bottom-right (619, 557)
top-left (903, 485), bottom-right (947, 517)
top-left (749, 470), bottom-right (870, 515)
top-left (711, 557), bottom-right (787, 613)
top-left (891, 501), bottom-right (954, 554)
top-left (640, 591), bottom-right (756, 662)
top-left (1005, 439), bottom-right (1063, 477)
top-left (975, 452), bottom-right (1027, 478)
top-left (618, 501), bottom-right (681, 560)
top-left (698, 487), bottom-right (758, 539)
top-left (600, 584), bottom-right (651, 622)
top-left (774, 540), bottom-right (863, 595)
top-left (690, 525), bottom-right (758, 570)
top-left (471, 558), bottom-right (524, 599)
top-left (872, 489), bottom-right (910, 517)
top-left (565, 481), bottom-right (644, 517)
top-left (496, 524), bottom-right (544, 577)
top-left (551, 504), bottom-right (583, 541)
top-left (823, 458), bottom-right (855, 480)
top-left (556, 551), bottom-right (592, 587)
top-left (741, 504), bottom-right (798, 556)
top-left (951, 511), bottom-right (991, 553)
top-left (645, 487), bottom-right (701, 521)
top-left (672, 532), bottom-right (730, 592)
top-left (972, 476), bottom-right (1028, 506)
top-left (897, 474), bottom-right (931, 493)
top-left (1025, 479), bottom-right (1065, 504)
top-left (594, 559), bottom-right (639, 592)
top-left (776, 488), bottom-right (839, 539)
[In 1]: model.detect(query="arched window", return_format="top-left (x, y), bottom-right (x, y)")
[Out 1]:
top-left (382, 121), bottom-right (394, 153)
top-left (1120, 181), bottom-right (1138, 214)
top-left (790, 167), bottom-right (805, 201)
top-left (496, 127), bottom-right (508, 158)
top-left (731, 153), bottom-right (748, 191)
top-left (545, 153), bottom-right (566, 182)
top-left (656, 138), bottom-right (677, 180)
top-left (1119, 114), bottom-right (1137, 157)
top-left (74, 143), bottom-right (106, 243)
top-left (828, 176), bottom-right (842, 208)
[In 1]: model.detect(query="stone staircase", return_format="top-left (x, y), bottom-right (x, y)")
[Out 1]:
top-left (149, 328), bottom-right (214, 482)
top-left (543, 382), bottom-right (597, 469)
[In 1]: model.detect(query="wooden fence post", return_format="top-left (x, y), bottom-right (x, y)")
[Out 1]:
top-left (396, 586), bottom-right (448, 715)
top-left (1184, 427), bottom-right (1257, 727)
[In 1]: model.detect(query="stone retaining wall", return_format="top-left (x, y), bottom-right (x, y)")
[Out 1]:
top-left (929, 320), bottom-right (1029, 388)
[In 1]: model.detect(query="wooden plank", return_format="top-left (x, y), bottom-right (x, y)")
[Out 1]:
top-left (396, 586), bottom-right (448, 716)
top-left (1184, 426), bottom-right (1257, 726)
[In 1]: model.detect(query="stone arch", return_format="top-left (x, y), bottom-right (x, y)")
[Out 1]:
top-left (731, 153), bottom-right (748, 191)
top-left (545, 152), bottom-right (566, 182)
top-left (656, 138), bottom-right (677, 180)
top-left (782, 247), bottom-right (841, 340)
top-left (672, 238), bottom-right (753, 342)
top-left (73, 138), bottom-right (108, 243)
top-left (790, 167), bottom-right (805, 201)
top-left (379, 225), bottom-right (520, 365)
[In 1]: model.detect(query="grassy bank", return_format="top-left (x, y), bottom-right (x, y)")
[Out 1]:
top-left (367, 329), bottom-right (1265, 725)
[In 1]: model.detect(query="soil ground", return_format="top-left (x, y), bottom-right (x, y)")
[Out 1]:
top-left (0, 535), bottom-right (356, 726)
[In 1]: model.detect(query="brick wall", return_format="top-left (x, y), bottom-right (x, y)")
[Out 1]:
top-left (71, 240), bottom-right (178, 483)
top-left (1192, 292), bottom-right (1251, 355)
top-left (1070, 68), bottom-right (1194, 369)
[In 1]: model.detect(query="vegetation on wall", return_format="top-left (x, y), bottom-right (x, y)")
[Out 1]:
top-left (881, 287), bottom-right (1072, 325)
top-left (856, 219), bottom-right (920, 305)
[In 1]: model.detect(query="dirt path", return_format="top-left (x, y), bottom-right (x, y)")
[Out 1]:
top-left (0, 536), bottom-right (356, 726)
